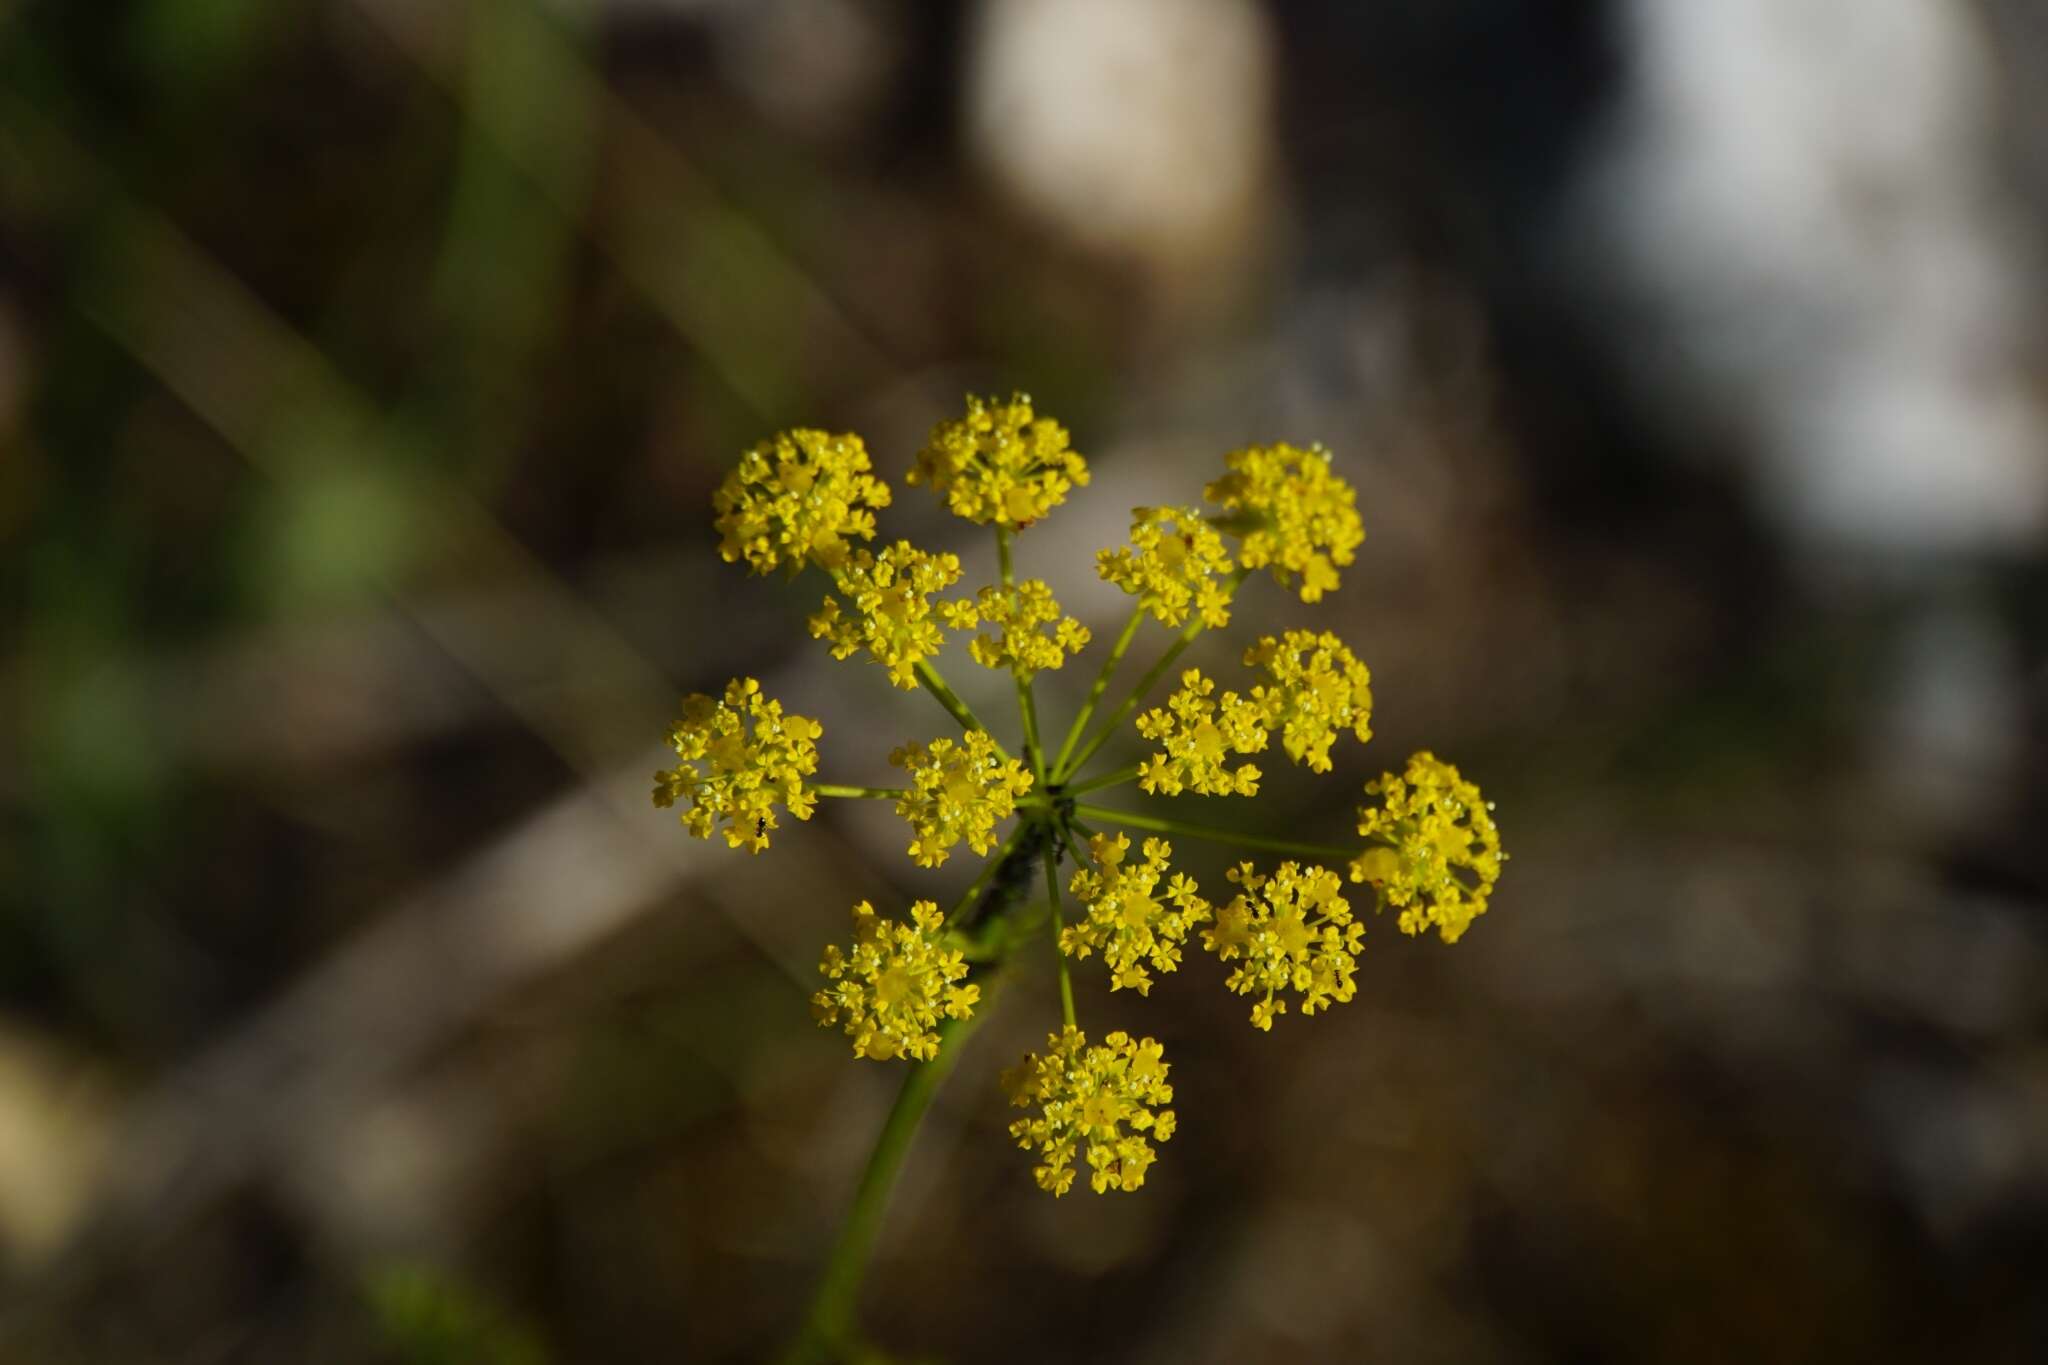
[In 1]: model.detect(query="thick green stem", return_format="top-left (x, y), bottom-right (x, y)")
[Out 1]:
top-left (781, 1000), bottom-right (993, 1365)
top-left (1073, 802), bottom-right (1360, 864)
top-left (1052, 605), bottom-right (1144, 777)
top-left (813, 784), bottom-right (907, 801)
top-left (782, 820), bottom-right (1057, 1361)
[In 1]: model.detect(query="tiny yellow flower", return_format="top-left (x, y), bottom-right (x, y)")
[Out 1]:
top-left (1002, 1027), bottom-right (1175, 1196)
top-left (653, 677), bottom-right (822, 852)
top-left (1351, 751), bottom-right (1504, 944)
top-left (1204, 861), bottom-right (1363, 1030)
top-left (809, 541), bottom-right (972, 688)
top-left (888, 730), bottom-right (1034, 868)
top-left (1204, 442), bottom-right (1364, 603)
top-left (713, 428), bottom-right (891, 576)
top-left (966, 579), bottom-right (1091, 676)
top-left (909, 393), bottom-right (1090, 527)
top-left (1134, 668), bottom-right (1270, 797)
top-left (1244, 630), bottom-right (1374, 773)
top-left (1096, 505), bottom-right (1236, 629)
top-left (1062, 833), bottom-right (1211, 994)
top-left (813, 900), bottom-right (980, 1061)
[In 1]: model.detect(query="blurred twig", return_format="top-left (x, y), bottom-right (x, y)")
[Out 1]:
top-left (2, 91), bottom-right (672, 778)
top-left (0, 60), bottom-right (837, 1317)
top-left (351, 0), bottom-right (897, 420)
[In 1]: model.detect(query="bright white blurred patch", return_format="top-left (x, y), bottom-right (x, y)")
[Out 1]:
top-left (967, 0), bottom-right (1274, 274)
top-left (1590, 0), bottom-right (2048, 555)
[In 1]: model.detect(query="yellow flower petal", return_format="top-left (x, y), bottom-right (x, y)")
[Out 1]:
top-left (652, 678), bottom-right (822, 852)
top-left (1351, 752), bottom-right (1504, 944)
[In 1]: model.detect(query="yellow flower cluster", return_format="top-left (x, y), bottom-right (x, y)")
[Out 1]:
top-left (813, 900), bottom-right (980, 1061)
top-left (1204, 861), bottom-right (1362, 1030)
top-left (1351, 751), bottom-right (1504, 944)
top-left (1061, 833), bottom-right (1211, 995)
top-left (809, 541), bottom-right (974, 688)
top-left (1002, 1027), bottom-right (1175, 1196)
top-left (909, 393), bottom-right (1090, 527)
top-left (965, 579), bottom-right (1090, 676)
top-left (1096, 505), bottom-right (1235, 629)
top-left (674, 396), bottom-right (1509, 1220)
top-left (713, 428), bottom-right (892, 576)
top-left (653, 677), bottom-right (821, 852)
top-left (888, 730), bottom-right (1034, 867)
top-left (1134, 668), bottom-right (1270, 796)
top-left (1204, 442), bottom-right (1364, 602)
top-left (1245, 630), bottom-right (1374, 773)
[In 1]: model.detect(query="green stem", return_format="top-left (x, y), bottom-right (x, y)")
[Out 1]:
top-left (997, 526), bottom-right (1049, 787)
top-left (1073, 802), bottom-right (1359, 864)
top-left (1058, 571), bottom-right (1245, 782)
top-left (781, 1000), bottom-right (994, 1365)
top-left (1017, 674), bottom-right (1047, 786)
top-left (813, 784), bottom-right (907, 801)
top-left (1051, 605), bottom-right (1144, 777)
top-left (1067, 764), bottom-right (1141, 797)
top-left (1043, 846), bottom-right (1077, 1030)
top-left (1058, 627), bottom-right (1196, 781)
top-left (913, 659), bottom-right (1007, 759)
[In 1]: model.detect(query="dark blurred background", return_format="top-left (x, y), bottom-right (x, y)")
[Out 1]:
top-left (3, 1), bottom-right (2046, 1361)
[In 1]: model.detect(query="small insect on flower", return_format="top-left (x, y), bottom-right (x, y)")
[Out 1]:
top-left (653, 678), bottom-right (821, 853)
